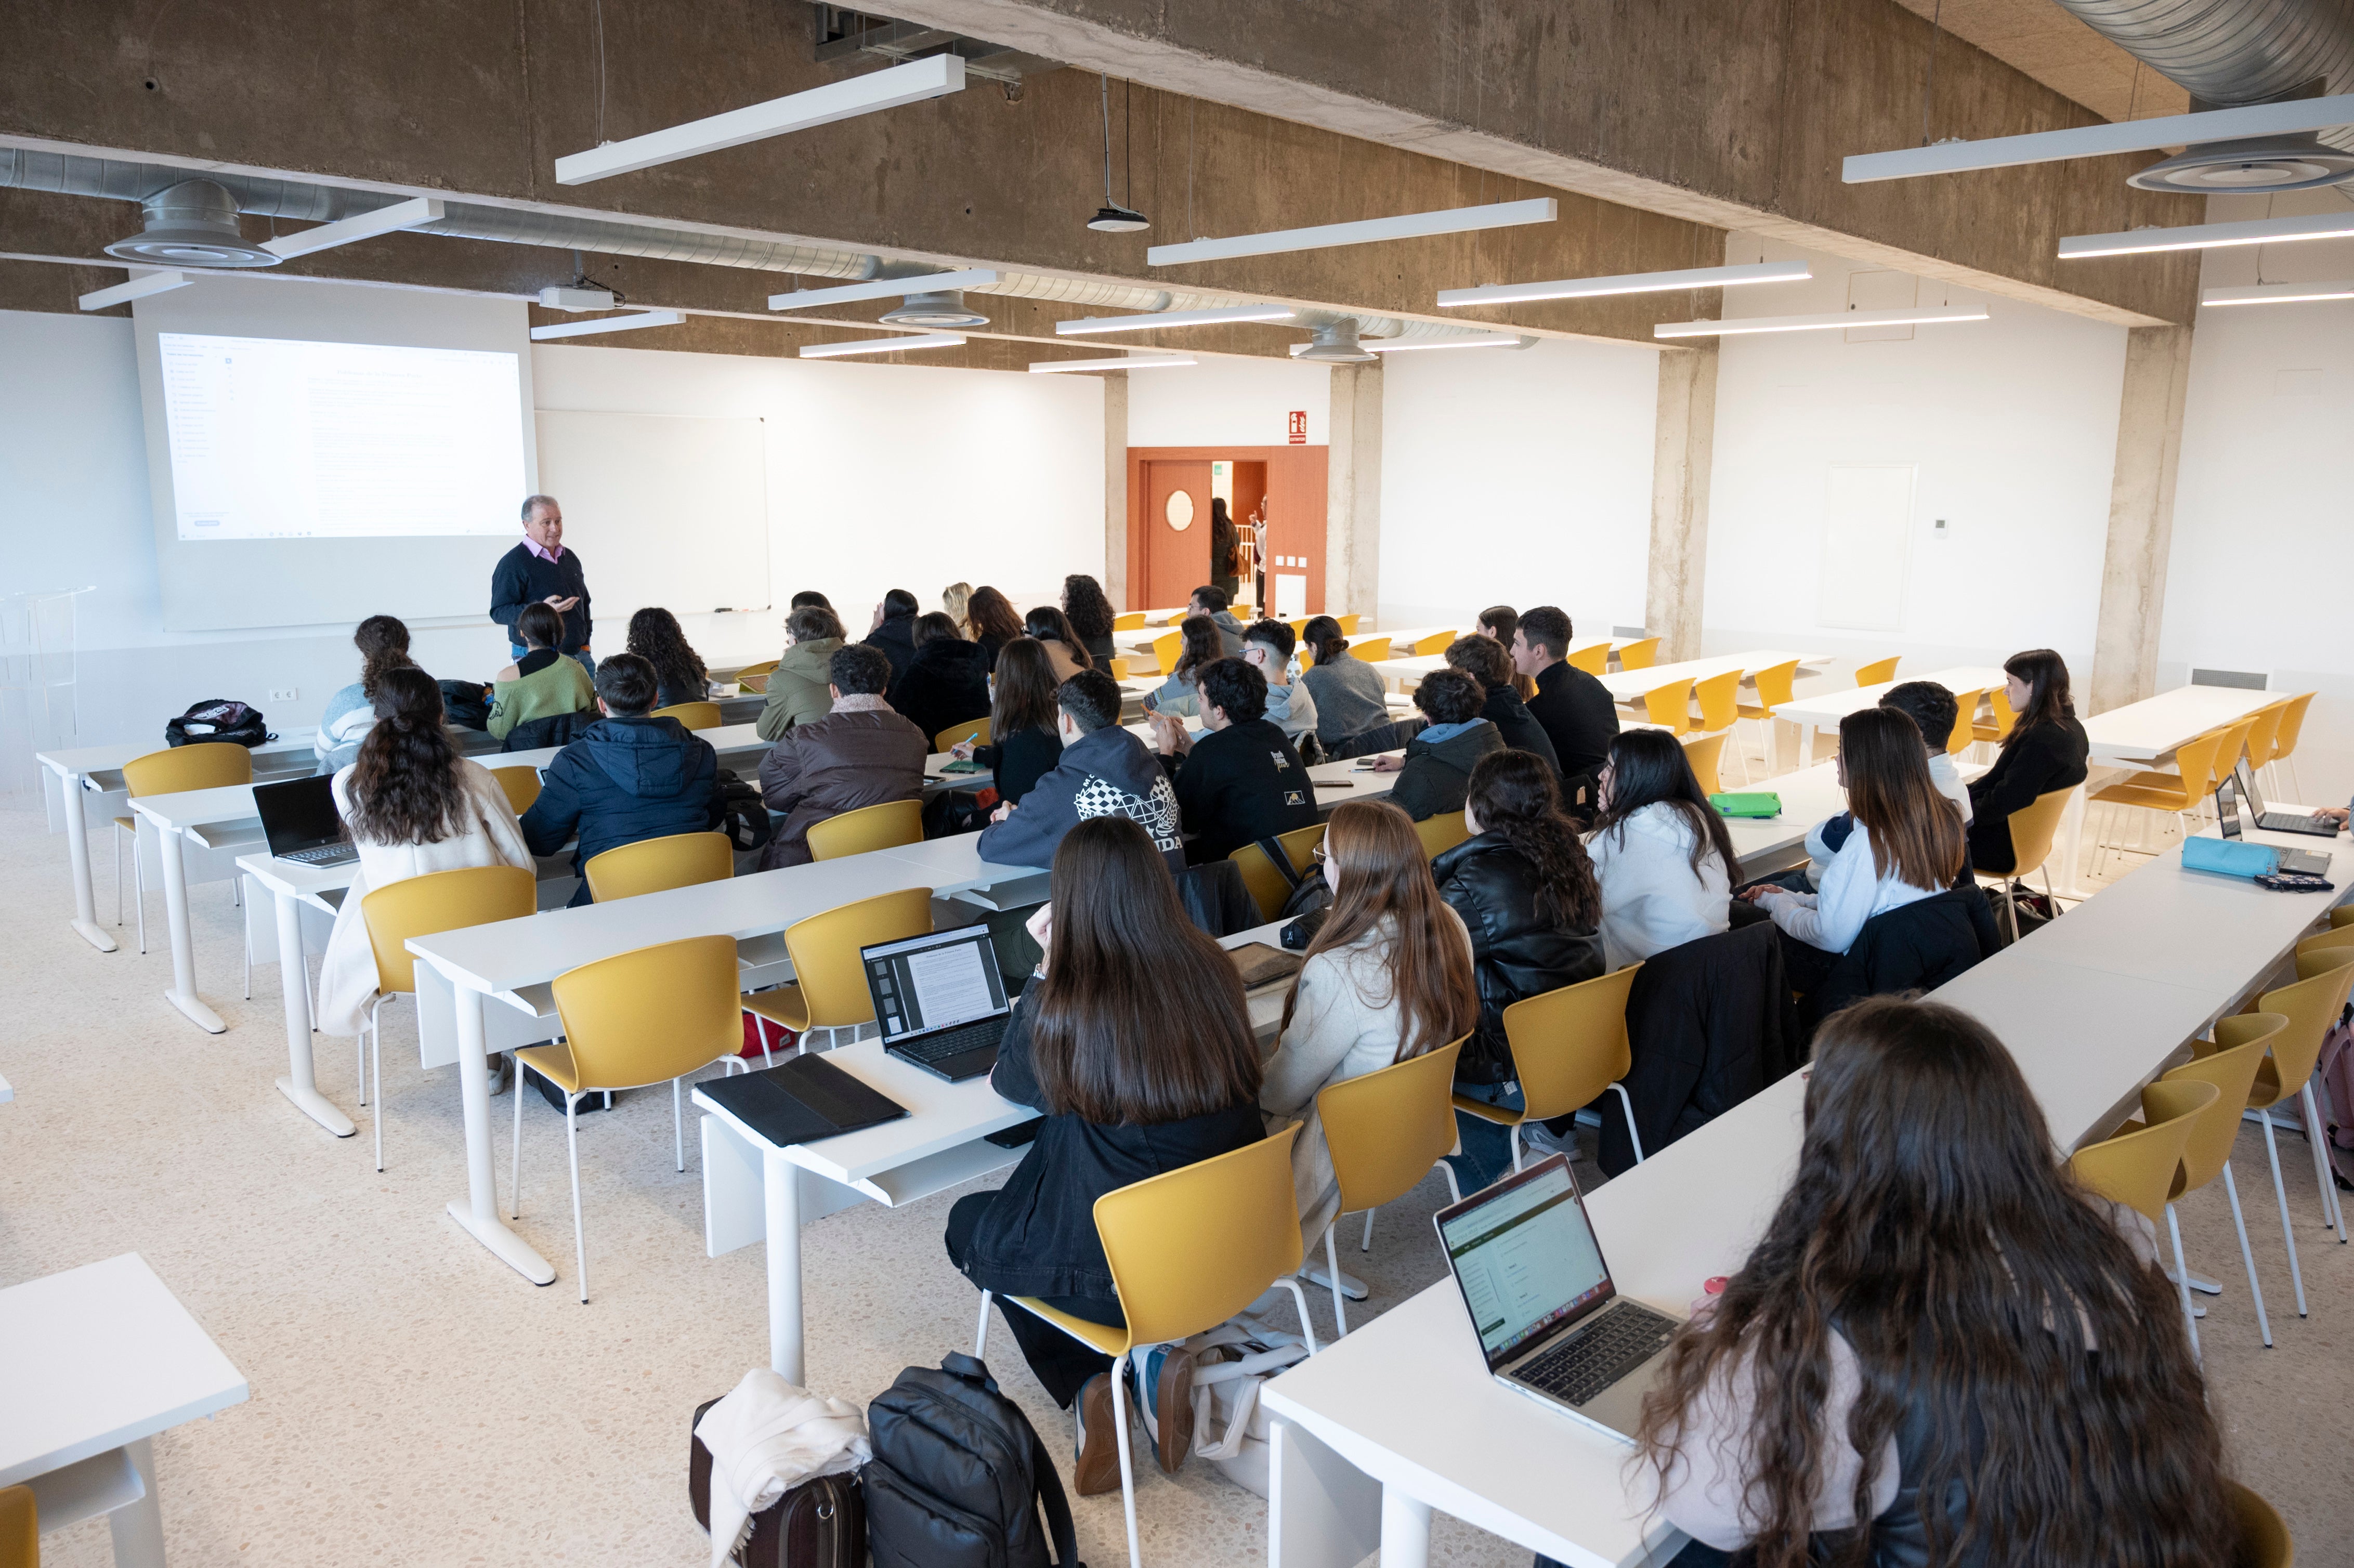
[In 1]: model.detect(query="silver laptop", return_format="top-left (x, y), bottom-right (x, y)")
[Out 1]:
top-left (254, 775), bottom-right (358, 867)
top-left (861, 925), bottom-right (1012, 1083)
top-left (2232, 762), bottom-right (2339, 838)
top-left (1434, 1152), bottom-right (1685, 1442)
top-left (2217, 775), bottom-right (2331, 876)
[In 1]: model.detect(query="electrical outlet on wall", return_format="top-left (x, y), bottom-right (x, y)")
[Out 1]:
top-left (269, 687), bottom-right (299, 702)
top-left (1931, 519), bottom-right (1949, 541)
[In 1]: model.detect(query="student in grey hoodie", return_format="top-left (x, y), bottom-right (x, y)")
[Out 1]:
top-left (1187, 584), bottom-right (1249, 655)
top-left (1369, 670), bottom-right (1503, 821)
top-left (977, 670), bottom-right (1185, 874)
top-left (1240, 617), bottom-right (1319, 749)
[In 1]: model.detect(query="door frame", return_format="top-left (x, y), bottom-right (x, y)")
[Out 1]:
top-left (1125, 445), bottom-right (1330, 614)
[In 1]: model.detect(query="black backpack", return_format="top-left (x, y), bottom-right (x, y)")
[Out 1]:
top-left (440, 680), bottom-right (493, 731)
top-left (716, 769), bottom-right (774, 852)
top-left (165, 699), bottom-right (272, 748)
top-left (865, 1354), bottom-right (1082, 1568)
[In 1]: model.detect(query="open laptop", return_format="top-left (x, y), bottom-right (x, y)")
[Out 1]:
top-left (2217, 775), bottom-right (2331, 876)
top-left (2232, 762), bottom-right (2339, 838)
top-left (253, 775), bottom-right (359, 867)
top-left (862, 925), bottom-right (1013, 1082)
top-left (1434, 1152), bottom-right (1684, 1443)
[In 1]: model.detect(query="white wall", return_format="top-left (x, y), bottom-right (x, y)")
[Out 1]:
top-left (1376, 336), bottom-right (1659, 634)
top-left (1124, 354), bottom-right (1330, 448)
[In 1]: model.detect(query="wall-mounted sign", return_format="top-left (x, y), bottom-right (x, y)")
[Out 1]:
top-left (1287, 410), bottom-right (1307, 445)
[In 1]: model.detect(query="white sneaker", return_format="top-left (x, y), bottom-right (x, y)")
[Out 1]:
top-left (486, 1053), bottom-right (511, 1097)
top-left (1518, 1119), bottom-right (1576, 1157)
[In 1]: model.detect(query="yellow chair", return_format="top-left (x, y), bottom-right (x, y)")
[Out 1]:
top-left (734, 659), bottom-right (779, 694)
top-left (1230, 822), bottom-right (1328, 922)
top-left (804, 799), bottom-right (924, 861)
top-left (517, 935), bottom-right (751, 1303)
top-left (1640, 677), bottom-right (1695, 738)
top-left (1973, 684), bottom-right (2018, 749)
top-left (1681, 733), bottom-right (1728, 798)
top-left (2295, 923), bottom-right (2354, 961)
top-left (1735, 659), bottom-right (1801, 776)
top-left (1108, 657), bottom-right (1131, 681)
top-left (2228, 1479), bottom-right (2294, 1567)
top-left (1112, 611), bottom-right (1147, 631)
top-left (741, 886), bottom-right (934, 1053)
top-left (2334, 906), bottom-right (2354, 931)
top-left (1308, 1037), bottom-right (1467, 1334)
top-left (1943, 688), bottom-right (1984, 757)
top-left (113, 743), bottom-right (254, 954)
top-left (1565, 642), bottom-right (1610, 676)
top-left (650, 700), bottom-right (723, 731)
top-left (1352, 636), bottom-right (1394, 664)
top-left (2209, 717), bottom-right (2259, 784)
top-left (2241, 700), bottom-right (2287, 782)
top-left (360, 865), bottom-right (538, 1171)
top-left (1410, 629), bottom-right (1456, 656)
top-left (2090, 727), bottom-right (2231, 874)
top-left (934, 716), bottom-right (991, 752)
top-left (2166, 1013), bottom-right (2290, 1351)
top-left (1151, 629), bottom-right (1186, 676)
top-left (489, 764), bottom-right (542, 816)
top-left (976, 1127), bottom-right (1318, 1568)
top-left (1414, 810), bottom-right (1472, 859)
top-left (582, 830), bottom-right (733, 903)
top-left (1690, 670), bottom-right (1745, 786)
top-left (1978, 784), bottom-right (2075, 943)
top-left (1287, 618), bottom-right (1310, 638)
top-left (1336, 614), bottom-right (1362, 634)
top-left (2263, 691), bottom-right (2315, 799)
top-left (2070, 1078), bottom-right (2217, 1356)
top-left (1617, 637), bottom-right (1660, 671)
top-left (2244, 949), bottom-right (2354, 1314)
top-left (1455, 965), bottom-right (1644, 1170)
top-left (1853, 656), bottom-right (1900, 688)
top-left (0, 1485), bottom-right (31, 1568)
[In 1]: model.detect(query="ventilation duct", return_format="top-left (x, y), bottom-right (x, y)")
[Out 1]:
top-left (879, 290), bottom-right (989, 327)
top-left (102, 179), bottom-right (281, 267)
top-left (1292, 320), bottom-right (1377, 363)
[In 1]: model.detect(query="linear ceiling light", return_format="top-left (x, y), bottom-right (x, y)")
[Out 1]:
top-left (2060, 210), bottom-right (2354, 259)
top-left (1842, 93), bottom-right (2354, 182)
top-left (528, 310), bottom-right (687, 341)
top-left (768, 268), bottom-right (999, 312)
top-left (555, 56), bottom-right (964, 185)
top-left (1289, 333), bottom-right (1531, 355)
top-left (1055, 303), bottom-right (1296, 336)
top-left (1030, 354), bottom-right (1196, 373)
top-left (260, 197), bottom-right (445, 260)
top-left (1653, 305), bottom-right (1990, 339)
top-left (1146, 197), bottom-right (1558, 268)
top-left (798, 331), bottom-right (966, 359)
top-left (2202, 279), bottom-right (2354, 307)
top-left (1438, 260), bottom-right (1811, 308)
top-left (77, 270), bottom-right (191, 311)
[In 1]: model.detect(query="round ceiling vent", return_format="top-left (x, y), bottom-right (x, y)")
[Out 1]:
top-left (879, 290), bottom-right (990, 328)
top-left (2128, 137), bottom-right (2354, 195)
top-left (1292, 321), bottom-right (1377, 364)
top-left (103, 179), bottom-right (281, 267)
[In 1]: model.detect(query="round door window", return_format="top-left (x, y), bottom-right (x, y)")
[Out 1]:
top-left (1164, 489), bottom-right (1196, 531)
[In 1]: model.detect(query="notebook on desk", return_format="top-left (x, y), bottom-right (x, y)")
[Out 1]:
top-left (697, 1053), bottom-right (908, 1148)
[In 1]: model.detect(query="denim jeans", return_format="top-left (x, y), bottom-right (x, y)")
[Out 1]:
top-left (511, 645), bottom-right (596, 677)
top-left (1446, 1081), bottom-right (1525, 1195)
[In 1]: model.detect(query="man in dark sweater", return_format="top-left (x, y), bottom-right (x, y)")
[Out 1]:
top-left (490, 494), bottom-right (594, 669)
top-left (863, 588), bottom-right (923, 698)
top-left (1147, 658), bottom-right (1319, 865)
top-left (1443, 633), bottom-right (1561, 776)
top-left (1514, 605), bottom-right (1619, 818)
top-left (977, 670), bottom-right (1183, 873)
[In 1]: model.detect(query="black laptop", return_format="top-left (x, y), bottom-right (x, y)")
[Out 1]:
top-left (863, 925), bottom-right (1014, 1082)
top-left (2232, 763), bottom-right (2340, 838)
top-left (254, 775), bottom-right (358, 867)
top-left (2218, 774), bottom-right (2330, 876)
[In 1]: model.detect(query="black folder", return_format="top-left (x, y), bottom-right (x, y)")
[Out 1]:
top-left (700, 1053), bottom-right (909, 1148)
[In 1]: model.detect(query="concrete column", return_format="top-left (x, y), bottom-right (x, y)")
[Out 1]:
top-left (1325, 360), bottom-right (1383, 619)
top-left (1101, 370), bottom-right (1130, 608)
top-left (1644, 343), bottom-right (1718, 661)
top-left (2089, 324), bottom-right (2192, 713)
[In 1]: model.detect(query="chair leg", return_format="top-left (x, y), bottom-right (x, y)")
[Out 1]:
top-left (113, 825), bottom-right (124, 925)
top-left (359, 999), bottom-right (375, 1106)
top-left (242, 883), bottom-right (252, 1000)
top-left (2298, 1083), bottom-right (2348, 1242)
top-left (673, 1078), bottom-right (685, 1172)
top-left (973, 1290), bottom-right (992, 1359)
top-left (1108, 1351), bottom-right (1142, 1568)
top-left (1436, 1159), bottom-right (1462, 1205)
top-left (2260, 1115), bottom-right (2309, 1317)
top-left (2164, 1203), bottom-right (2200, 1364)
top-left (511, 1057), bottom-right (527, 1219)
top-left (1324, 1225), bottom-right (1349, 1337)
top-left (1610, 1083), bottom-right (1646, 1164)
top-left (1509, 1122), bottom-right (1525, 1174)
top-left (1359, 1207), bottom-right (1376, 1254)
top-left (1271, 1275), bottom-right (1320, 1355)
top-left (134, 843), bottom-right (147, 954)
top-left (566, 1092), bottom-right (588, 1304)
top-left (371, 1001), bottom-right (386, 1173)
top-left (2221, 1162), bottom-right (2273, 1349)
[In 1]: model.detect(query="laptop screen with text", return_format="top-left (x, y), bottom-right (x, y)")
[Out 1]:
top-left (862, 927), bottom-right (1010, 1046)
top-left (1439, 1160), bottom-right (1613, 1368)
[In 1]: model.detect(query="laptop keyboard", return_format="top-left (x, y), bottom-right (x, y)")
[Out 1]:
top-left (892, 1016), bottom-right (1005, 1067)
top-left (1516, 1303), bottom-right (1680, 1407)
top-left (282, 843), bottom-right (357, 865)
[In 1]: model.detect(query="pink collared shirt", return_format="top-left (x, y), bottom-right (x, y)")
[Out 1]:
top-left (525, 539), bottom-right (564, 563)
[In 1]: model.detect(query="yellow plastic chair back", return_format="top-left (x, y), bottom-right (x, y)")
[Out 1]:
top-left (2228, 1478), bottom-right (2294, 1568)
top-left (1692, 670), bottom-right (1741, 733)
top-left (1318, 1037), bottom-right (1467, 1215)
top-left (1617, 637), bottom-right (1660, 671)
top-left (1976, 685), bottom-right (2018, 744)
top-left (1230, 822), bottom-right (1328, 922)
top-left (1741, 659), bottom-right (1800, 716)
top-left (2269, 692), bottom-right (2314, 768)
top-left (1287, 619), bottom-right (1310, 638)
top-left (2166, 1014), bottom-right (2285, 1197)
top-left (2243, 701), bottom-right (2287, 770)
top-left (2070, 1079), bottom-right (2217, 1224)
top-left (1492, 965), bottom-right (1641, 1123)
top-left (1640, 677), bottom-right (1695, 737)
top-left (1411, 630), bottom-right (1456, 656)
top-left (1152, 629), bottom-right (1186, 676)
top-left (490, 764), bottom-right (542, 816)
top-left (121, 743), bottom-right (253, 796)
top-left (0, 1485), bottom-right (33, 1568)
top-left (2210, 717), bottom-right (2257, 777)
top-left (2003, 785), bottom-right (2075, 881)
top-left (551, 934), bottom-right (745, 1091)
top-left (2334, 906), bottom-right (2354, 931)
top-left (1681, 733), bottom-right (1728, 798)
top-left (651, 700), bottom-right (722, 731)
top-left (1336, 615), bottom-right (1362, 635)
top-left (1108, 657), bottom-right (1131, 681)
top-left (1414, 811), bottom-right (1472, 859)
top-left (747, 887), bottom-right (936, 1034)
top-left (1352, 637), bottom-right (1393, 664)
top-left (1943, 689), bottom-right (1985, 756)
top-left (2296, 923), bottom-right (2354, 961)
top-left (805, 799), bottom-right (924, 861)
top-left (360, 865), bottom-right (537, 998)
top-left (1566, 642), bottom-right (1610, 676)
top-left (2254, 948), bottom-right (2354, 1109)
top-left (583, 830), bottom-right (733, 902)
top-left (934, 716), bottom-right (991, 752)
top-left (1113, 611), bottom-right (1147, 631)
top-left (735, 660), bottom-right (778, 693)
top-left (1854, 656), bottom-right (1900, 688)
top-left (2100, 728), bottom-right (2227, 813)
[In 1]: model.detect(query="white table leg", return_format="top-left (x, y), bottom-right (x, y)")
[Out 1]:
top-left (1267, 1419), bottom-right (1382, 1568)
top-left (765, 1148), bottom-right (804, 1383)
top-left (1380, 1484), bottom-right (1433, 1568)
top-left (107, 1436), bottom-right (165, 1568)
top-left (57, 767), bottom-right (119, 953)
top-left (1798, 721), bottom-right (1819, 769)
top-left (269, 884), bottom-right (351, 1137)
top-left (153, 822), bottom-right (224, 1034)
top-left (443, 984), bottom-right (556, 1285)
top-left (2051, 783), bottom-right (2090, 901)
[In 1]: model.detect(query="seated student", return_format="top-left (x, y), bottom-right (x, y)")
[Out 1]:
top-left (317, 668), bottom-right (533, 1095)
top-left (944, 815), bottom-right (1264, 1490)
top-left (1147, 658), bottom-right (1320, 865)
top-left (892, 611), bottom-right (992, 746)
top-left (1968, 648), bottom-right (2089, 875)
top-left (1514, 604), bottom-right (1620, 815)
top-left (1742, 707), bottom-right (1964, 999)
top-left (1024, 605), bottom-right (1094, 684)
top-left (790, 589), bottom-right (832, 611)
top-left (317, 614), bottom-right (423, 772)
top-left (951, 636), bottom-right (1064, 806)
top-left (1366, 669), bottom-right (1503, 821)
top-left (625, 606), bottom-right (709, 710)
top-left (1298, 615), bottom-right (1394, 750)
top-left (521, 652), bottom-right (725, 904)
top-left (1062, 573), bottom-right (1120, 669)
top-left (861, 588), bottom-right (923, 695)
top-left (942, 581), bottom-right (972, 636)
top-left (487, 602), bottom-right (597, 743)
top-left (976, 669), bottom-right (1184, 874)
top-left (1262, 800), bottom-right (1477, 1250)
top-left (1240, 618), bottom-right (1318, 749)
top-left (753, 643), bottom-right (929, 869)
top-left (965, 584), bottom-right (1026, 671)
top-left (754, 601), bottom-right (847, 741)
top-left (1475, 605), bottom-right (1538, 700)
top-left (1613, 996), bottom-right (2229, 1568)
top-left (1587, 729), bottom-right (1736, 970)
top-left (1187, 583), bottom-right (1248, 655)
top-left (1138, 615), bottom-right (1224, 717)
top-left (1443, 633), bottom-right (1560, 776)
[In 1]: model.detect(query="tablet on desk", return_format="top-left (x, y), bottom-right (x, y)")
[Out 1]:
top-left (698, 1054), bottom-right (907, 1148)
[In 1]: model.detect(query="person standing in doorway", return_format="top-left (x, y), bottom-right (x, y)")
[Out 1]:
top-left (490, 494), bottom-right (594, 674)
top-left (1209, 496), bottom-right (1241, 604)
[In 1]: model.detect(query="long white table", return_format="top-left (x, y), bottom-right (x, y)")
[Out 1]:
top-left (1770, 665), bottom-right (2008, 766)
top-left (1596, 650), bottom-right (1834, 707)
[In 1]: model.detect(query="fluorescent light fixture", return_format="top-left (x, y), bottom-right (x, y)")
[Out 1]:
top-left (1653, 305), bottom-right (1990, 338)
top-left (260, 197), bottom-right (444, 259)
top-left (539, 285), bottom-right (617, 310)
top-left (555, 56), bottom-right (964, 184)
top-left (768, 268), bottom-right (999, 311)
top-left (1843, 92), bottom-right (2354, 182)
top-left (1289, 333), bottom-right (1529, 355)
top-left (1147, 197), bottom-right (1556, 268)
top-left (77, 270), bottom-right (190, 311)
top-left (1438, 259), bottom-right (1810, 308)
top-left (2060, 210), bottom-right (2354, 259)
top-left (798, 332), bottom-right (966, 359)
top-left (2202, 279), bottom-right (2354, 307)
top-left (528, 310), bottom-right (687, 341)
top-left (1030, 354), bottom-right (1196, 373)
top-left (1055, 303), bottom-right (1297, 336)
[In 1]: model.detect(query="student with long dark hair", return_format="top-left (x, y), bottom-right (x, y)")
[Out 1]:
top-left (1024, 604), bottom-right (1093, 683)
top-left (316, 613), bottom-right (425, 772)
top-left (1445, 633), bottom-right (1558, 774)
top-left (1061, 573), bottom-right (1119, 669)
top-left (1587, 729), bottom-right (1737, 970)
top-left (1140, 613), bottom-right (1224, 717)
top-left (1618, 996), bottom-right (2231, 1568)
top-left (624, 606), bottom-right (709, 710)
top-left (964, 585), bottom-right (1026, 670)
top-left (1298, 614), bottom-right (1392, 748)
top-left (944, 816), bottom-right (1263, 1491)
top-left (952, 636), bottom-right (1064, 805)
top-left (891, 611), bottom-right (992, 746)
top-left (1967, 647), bottom-right (2088, 874)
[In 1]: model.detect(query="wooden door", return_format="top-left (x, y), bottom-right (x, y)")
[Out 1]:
top-left (1142, 460), bottom-right (1214, 612)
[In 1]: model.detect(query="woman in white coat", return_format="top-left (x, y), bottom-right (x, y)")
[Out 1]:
top-left (1585, 728), bottom-right (1739, 971)
top-left (1260, 800), bottom-right (1478, 1251)
top-left (317, 668), bottom-right (535, 1091)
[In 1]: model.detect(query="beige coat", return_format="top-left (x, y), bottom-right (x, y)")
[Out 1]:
top-left (1038, 638), bottom-right (1087, 685)
top-left (317, 759), bottom-right (535, 1037)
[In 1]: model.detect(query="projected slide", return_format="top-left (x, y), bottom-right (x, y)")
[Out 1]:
top-left (158, 332), bottom-right (527, 541)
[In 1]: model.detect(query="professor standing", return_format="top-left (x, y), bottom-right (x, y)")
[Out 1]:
top-left (490, 493), bottom-right (594, 672)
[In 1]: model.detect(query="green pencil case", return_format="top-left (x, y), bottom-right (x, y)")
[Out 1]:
top-left (1710, 792), bottom-right (1782, 818)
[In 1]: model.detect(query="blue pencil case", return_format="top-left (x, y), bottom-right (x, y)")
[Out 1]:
top-left (2181, 838), bottom-right (2279, 879)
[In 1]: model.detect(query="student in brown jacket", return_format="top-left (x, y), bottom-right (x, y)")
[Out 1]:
top-left (756, 643), bottom-right (929, 868)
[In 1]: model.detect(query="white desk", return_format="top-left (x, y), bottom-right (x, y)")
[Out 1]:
top-left (1596, 650), bottom-right (1834, 707)
top-left (1370, 636), bottom-right (1645, 690)
top-left (0, 1070), bottom-right (13, 1104)
top-left (1769, 666), bottom-right (2008, 768)
top-left (0, 1253), bottom-right (249, 1568)
top-left (2083, 684), bottom-right (2290, 766)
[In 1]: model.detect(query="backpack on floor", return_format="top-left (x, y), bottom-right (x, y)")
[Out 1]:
top-left (716, 769), bottom-right (775, 852)
top-left (165, 699), bottom-right (272, 748)
top-left (688, 1395), bottom-right (867, 1568)
top-left (864, 1354), bottom-right (1081, 1568)
top-left (2317, 1001), bottom-right (2354, 1155)
top-left (1137, 1314), bottom-right (1310, 1499)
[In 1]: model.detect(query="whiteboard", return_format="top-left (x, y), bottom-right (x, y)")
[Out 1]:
top-left (1816, 464), bottom-right (1913, 632)
top-left (533, 411), bottom-right (770, 626)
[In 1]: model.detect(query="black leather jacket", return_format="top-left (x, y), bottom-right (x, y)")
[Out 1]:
top-left (1431, 831), bottom-right (1605, 1083)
